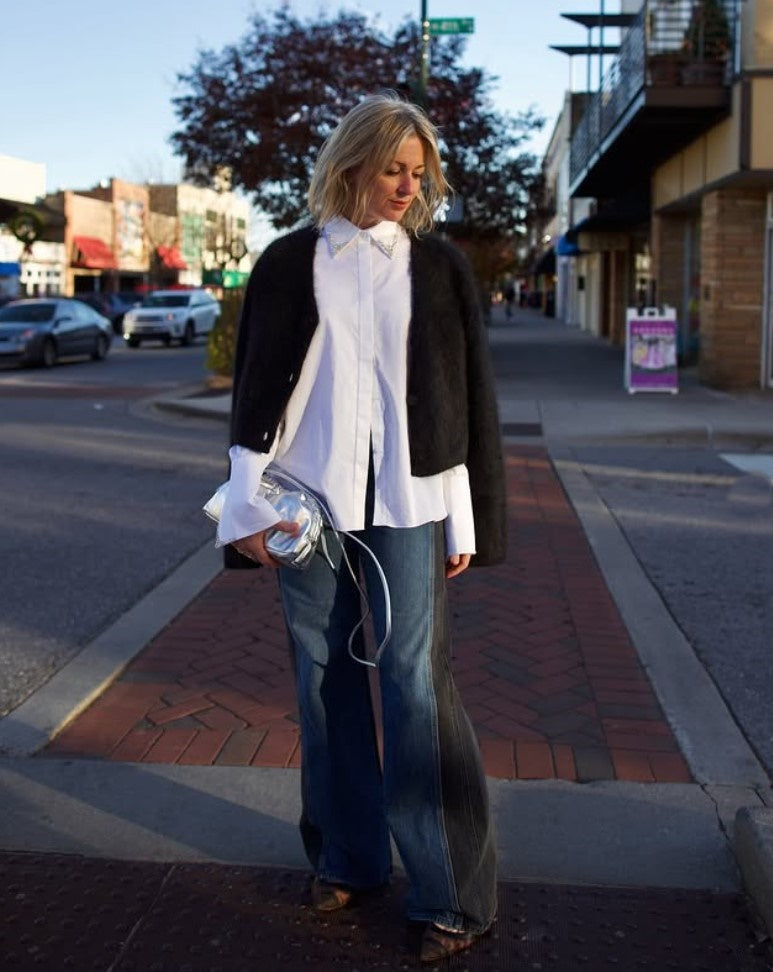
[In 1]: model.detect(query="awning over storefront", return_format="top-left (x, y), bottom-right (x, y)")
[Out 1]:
top-left (556, 234), bottom-right (581, 256)
top-left (157, 245), bottom-right (188, 270)
top-left (72, 235), bottom-right (117, 269)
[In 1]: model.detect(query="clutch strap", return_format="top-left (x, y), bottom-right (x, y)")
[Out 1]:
top-left (273, 470), bottom-right (392, 669)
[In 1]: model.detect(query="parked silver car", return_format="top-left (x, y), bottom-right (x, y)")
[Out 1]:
top-left (0, 297), bottom-right (112, 368)
top-left (122, 288), bottom-right (220, 348)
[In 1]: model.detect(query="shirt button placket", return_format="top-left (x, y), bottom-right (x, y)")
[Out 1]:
top-left (355, 233), bottom-right (374, 518)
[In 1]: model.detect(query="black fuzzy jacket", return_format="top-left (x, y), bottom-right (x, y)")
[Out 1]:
top-left (226, 225), bottom-right (506, 568)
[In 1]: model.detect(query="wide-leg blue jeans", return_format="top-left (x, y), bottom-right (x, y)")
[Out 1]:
top-left (278, 520), bottom-right (497, 934)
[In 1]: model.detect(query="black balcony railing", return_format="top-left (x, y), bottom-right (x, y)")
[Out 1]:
top-left (569, 0), bottom-right (738, 189)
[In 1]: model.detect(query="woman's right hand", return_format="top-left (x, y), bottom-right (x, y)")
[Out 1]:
top-left (233, 520), bottom-right (300, 568)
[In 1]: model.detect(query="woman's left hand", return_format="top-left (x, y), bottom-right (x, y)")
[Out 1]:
top-left (445, 553), bottom-right (472, 579)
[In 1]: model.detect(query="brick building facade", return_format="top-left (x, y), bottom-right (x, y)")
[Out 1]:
top-left (551, 0), bottom-right (773, 389)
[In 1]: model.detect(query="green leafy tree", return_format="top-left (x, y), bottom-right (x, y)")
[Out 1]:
top-left (172, 6), bottom-right (543, 291)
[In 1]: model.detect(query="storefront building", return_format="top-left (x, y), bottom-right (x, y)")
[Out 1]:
top-left (2, 160), bottom-right (252, 303)
top-left (650, 0), bottom-right (773, 387)
top-left (536, 92), bottom-right (596, 329)
top-left (83, 179), bottom-right (149, 293)
top-left (44, 189), bottom-right (119, 296)
top-left (558, 0), bottom-right (773, 389)
top-left (149, 183), bottom-right (251, 294)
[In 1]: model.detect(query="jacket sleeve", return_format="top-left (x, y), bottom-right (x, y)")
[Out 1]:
top-left (228, 251), bottom-right (271, 452)
top-left (223, 253), bottom-right (270, 571)
top-left (223, 229), bottom-right (317, 570)
top-left (453, 248), bottom-right (507, 567)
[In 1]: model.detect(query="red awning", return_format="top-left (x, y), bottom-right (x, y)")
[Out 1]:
top-left (72, 235), bottom-right (116, 269)
top-left (157, 245), bottom-right (188, 270)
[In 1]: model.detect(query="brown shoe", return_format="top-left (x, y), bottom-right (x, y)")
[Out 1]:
top-left (419, 923), bottom-right (477, 963)
top-left (310, 877), bottom-right (354, 912)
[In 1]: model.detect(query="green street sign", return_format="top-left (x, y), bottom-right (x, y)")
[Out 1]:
top-left (202, 269), bottom-right (250, 288)
top-left (427, 17), bottom-right (474, 35)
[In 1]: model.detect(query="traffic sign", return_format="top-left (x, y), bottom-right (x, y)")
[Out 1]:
top-left (427, 17), bottom-right (474, 34)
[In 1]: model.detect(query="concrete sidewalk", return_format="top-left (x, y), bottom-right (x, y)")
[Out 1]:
top-left (2, 305), bottom-right (773, 968)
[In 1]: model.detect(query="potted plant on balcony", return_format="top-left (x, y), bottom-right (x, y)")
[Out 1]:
top-left (681, 0), bottom-right (731, 85)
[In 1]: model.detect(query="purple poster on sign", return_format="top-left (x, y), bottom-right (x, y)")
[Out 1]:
top-left (627, 317), bottom-right (678, 393)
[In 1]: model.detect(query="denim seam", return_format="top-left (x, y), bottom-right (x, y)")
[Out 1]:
top-left (426, 525), bottom-right (461, 916)
top-left (456, 703), bottom-right (482, 880)
top-left (281, 540), bottom-right (390, 887)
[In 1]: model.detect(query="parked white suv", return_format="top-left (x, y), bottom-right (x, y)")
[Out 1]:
top-left (123, 289), bottom-right (220, 347)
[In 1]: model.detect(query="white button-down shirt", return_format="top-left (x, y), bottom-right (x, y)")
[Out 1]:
top-left (217, 217), bottom-right (476, 555)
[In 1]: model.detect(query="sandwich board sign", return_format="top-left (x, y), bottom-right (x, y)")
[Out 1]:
top-left (625, 306), bottom-right (679, 394)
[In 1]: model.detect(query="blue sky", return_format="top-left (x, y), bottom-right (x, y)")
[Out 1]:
top-left (1, 0), bottom-right (611, 196)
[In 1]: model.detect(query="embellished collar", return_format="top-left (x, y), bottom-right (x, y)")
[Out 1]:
top-left (322, 216), bottom-right (401, 259)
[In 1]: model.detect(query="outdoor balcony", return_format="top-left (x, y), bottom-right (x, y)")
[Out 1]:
top-left (568, 0), bottom-right (738, 198)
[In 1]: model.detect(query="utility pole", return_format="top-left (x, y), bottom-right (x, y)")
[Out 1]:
top-left (418, 0), bottom-right (430, 107)
top-left (416, 9), bottom-right (474, 105)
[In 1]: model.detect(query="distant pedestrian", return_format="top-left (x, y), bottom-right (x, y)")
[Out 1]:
top-left (216, 92), bottom-right (506, 964)
top-left (504, 279), bottom-right (516, 318)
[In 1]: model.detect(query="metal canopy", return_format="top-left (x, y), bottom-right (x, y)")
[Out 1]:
top-left (561, 13), bottom-right (636, 29)
top-left (550, 44), bottom-right (620, 56)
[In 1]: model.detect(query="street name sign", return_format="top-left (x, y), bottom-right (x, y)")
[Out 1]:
top-left (427, 17), bottom-right (475, 34)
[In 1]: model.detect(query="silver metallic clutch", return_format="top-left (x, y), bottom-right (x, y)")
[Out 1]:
top-left (203, 469), bottom-right (325, 570)
top-left (204, 469), bottom-right (393, 667)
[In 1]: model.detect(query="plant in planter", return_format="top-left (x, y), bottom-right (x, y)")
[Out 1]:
top-left (682, 0), bottom-right (731, 84)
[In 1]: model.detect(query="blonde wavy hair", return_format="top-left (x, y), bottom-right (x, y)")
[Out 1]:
top-left (308, 92), bottom-right (450, 235)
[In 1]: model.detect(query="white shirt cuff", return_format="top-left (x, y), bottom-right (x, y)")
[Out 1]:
top-left (442, 465), bottom-right (476, 556)
top-left (214, 444), bottom-right (281, 548)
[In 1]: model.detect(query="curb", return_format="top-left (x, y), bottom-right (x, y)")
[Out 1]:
top-left (153, 397), bottom-right (230, 422)
top-left (549, 445), bottom-right (770, 788)
top-left (0, 542), bottom-right (222, 757)
top-left (0, 760), bottom-right (750, 891)
top-left (735, 806), bottom-right (773, 937)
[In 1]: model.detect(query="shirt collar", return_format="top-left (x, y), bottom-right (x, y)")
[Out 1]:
top-left (323, 216), bottom-right (401, 259)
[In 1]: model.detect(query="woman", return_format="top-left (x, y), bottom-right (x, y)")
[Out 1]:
top-left (217, 92), bottom-right (506, 964)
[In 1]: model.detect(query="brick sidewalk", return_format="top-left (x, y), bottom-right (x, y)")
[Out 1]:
top-left (44, 445), bottom-right (691, 783)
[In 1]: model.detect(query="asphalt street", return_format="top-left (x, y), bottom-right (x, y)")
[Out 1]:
top-left (577, 442), bottom-right (773, 773)
top-left (0, 343), bottom-right (227, 716)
